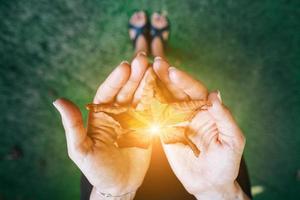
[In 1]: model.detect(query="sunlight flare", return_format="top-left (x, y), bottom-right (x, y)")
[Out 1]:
top-left (148, 124), bottom-right (161, 135)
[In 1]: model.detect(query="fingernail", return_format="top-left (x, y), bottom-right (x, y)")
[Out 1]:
top-left (52, 100), bottom-right (63, 116)
top-left (154, 56), bottom-right (162, 62)
top-left (216, 90), bottom-right (222, 103)
top-left (53, 99), bottom-right (59, 109)
top-left (120, 60), bottom-right (129, 65)
top-left (52, 99), bottom-right (66, 120)
top-left (168, 66), bottom-right (177, 72)
top-left (137, 51), bottom-right (147, 57)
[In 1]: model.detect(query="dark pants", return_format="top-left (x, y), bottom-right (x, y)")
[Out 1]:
top-left (80, 139), bottom-right (252, 200)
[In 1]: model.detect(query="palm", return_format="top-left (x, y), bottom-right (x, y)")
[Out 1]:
top-left (196, 144), bottom-right (240, 186)
top-left (77, 111), bottom-right (151, 195)
top-left (54, 54), bottom-right (152, 196)
top-left (81, 143), bottom-right (150, 194)
top-left (164, 110), bottom-right (241, 194)
top-left (151, 58), bottom-right (245, 196)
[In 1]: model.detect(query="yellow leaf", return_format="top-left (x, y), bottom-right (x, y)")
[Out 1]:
top-left (86, 68), bottom-right (209, 156)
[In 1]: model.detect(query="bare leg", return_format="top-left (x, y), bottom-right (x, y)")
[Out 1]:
top-left (152, 37), bottom-right (165, 59)
top-left (151, 12), bottom-right (169, 59)
top-left (129, 11), bottom-right (149, 55)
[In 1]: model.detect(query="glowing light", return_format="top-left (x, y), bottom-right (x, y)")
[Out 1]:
top-left (149, 124), bottom-right (161, 135)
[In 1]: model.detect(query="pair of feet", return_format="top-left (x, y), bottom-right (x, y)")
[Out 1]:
top-left (129, 11), bottom-right (169, 59)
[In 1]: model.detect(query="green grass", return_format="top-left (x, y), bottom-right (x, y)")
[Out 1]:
top-left (0, 0), bottom-right (299, 199)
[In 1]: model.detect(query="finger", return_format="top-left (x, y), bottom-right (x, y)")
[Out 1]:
top-left (93, 61), bottom-right (130, 104)
top-left (53, 98), bottom-right (87, 151)
top-left (168, 66), bottom-right (208, 100)
top-left (163, 142), bottom-right (189, 164)
top-left (207, 91), bottom-right (245, 147)
top-left (132, 67), bottom-right (151, 106)
top-left (117, 52), bottom-right (148, 104)
top-left (132, 67), bottom-right (159, 106)
top-left (153, 57), bottom-right (189, 100)
top-left (188, 111), bottom-right (219, 151)
top-left (162, 142), bottom-right (196, 179)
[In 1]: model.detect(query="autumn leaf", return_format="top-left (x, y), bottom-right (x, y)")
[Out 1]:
top-left (86, 68), bottom-right (210, 156)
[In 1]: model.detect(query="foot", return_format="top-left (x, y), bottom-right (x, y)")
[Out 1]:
top-left (150, 12), bottom-right (169, 58)
top-left (151, 12), bottom-right (169, 41)
top-left (129, 11), bottom-right (148, 54)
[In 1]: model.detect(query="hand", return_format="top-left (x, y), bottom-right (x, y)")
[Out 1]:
top-left (54, 53), bottom-right (151, 199)
top-left (153, 57), bottom-right (250, 200)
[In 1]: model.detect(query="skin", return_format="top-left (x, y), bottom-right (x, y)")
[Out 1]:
top-left (54, 11), bottom-right (250, 200)
top-left (129, 11), bottom-right (169, 59)
top-left (153, 58), bottom-right (250, 200)
top-left (150, 12), bottom-right (169, 59)
top-left (129, 11), bottom-right (149, 55)
top-left (54, 53), bottom-right (150, 200)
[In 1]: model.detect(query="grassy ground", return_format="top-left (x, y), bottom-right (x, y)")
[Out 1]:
top-left (0, 0), bottom-right (299, 199)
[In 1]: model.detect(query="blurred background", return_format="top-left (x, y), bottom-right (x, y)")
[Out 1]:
top-left (0, 0), bottom-right (299, 199)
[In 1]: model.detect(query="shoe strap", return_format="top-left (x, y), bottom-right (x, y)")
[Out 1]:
top-left (150, 25), bottom-right (169, 43)
top-left (128, 23), bottom-right (148, 47)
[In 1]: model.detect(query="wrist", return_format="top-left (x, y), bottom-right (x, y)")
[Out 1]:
top-left (194, 181), bottom-right (250, 200)
top-left (90, 187), bottom-right (136, 200)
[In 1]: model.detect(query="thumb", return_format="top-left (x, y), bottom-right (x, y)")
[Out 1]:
top-left (208, 91), bottom-right (245, 148)
top-left (53, 98), bottom-right (86, 150)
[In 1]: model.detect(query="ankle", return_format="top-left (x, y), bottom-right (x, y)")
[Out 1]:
top-left (151, 37), bottom-right (165, 58)
top-left (135, 36), bottom-right (148, 55)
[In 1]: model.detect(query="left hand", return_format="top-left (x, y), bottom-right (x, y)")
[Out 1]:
top-left (153, 57), bottom-right (249, 200)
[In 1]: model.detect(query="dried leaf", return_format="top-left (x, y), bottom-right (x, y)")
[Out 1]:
top-left (86, 67), bottom-right (210, 156)
top-left (117, 131), bottom-right (151, 148)
top-left (86, 103), bottom-right (129, 114)
top-left (170, 100), bottom-right (211, 111)
top-left (161, 126), bottom-right (200, 156)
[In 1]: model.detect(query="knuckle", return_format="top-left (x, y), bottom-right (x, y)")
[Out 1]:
top-left (133, 56), bottom-right (148, 68)
top-left (117, 92), bottom-right (131, 103)
top-left (127, 79), bottom-right (140, 85)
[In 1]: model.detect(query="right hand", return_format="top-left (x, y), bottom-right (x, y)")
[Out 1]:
top-left (53, 52), bottom-right (151, 198)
